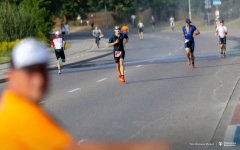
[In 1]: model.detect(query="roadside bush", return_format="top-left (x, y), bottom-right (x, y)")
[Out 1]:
top-left (0, 39), bottom-right (20, 55)
top-left (0, 0), bottom-right (54, 42)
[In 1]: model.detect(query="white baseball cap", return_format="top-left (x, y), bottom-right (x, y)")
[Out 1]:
top-left (12, 38), bottom-right (50, 69)
top-left (55, 31), bottom-right (61, 35)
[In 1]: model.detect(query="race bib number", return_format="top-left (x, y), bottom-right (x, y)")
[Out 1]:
top-left (115, 51), bottom-right (122, 57)
top-left (185, 39), bottom-right (190, 43)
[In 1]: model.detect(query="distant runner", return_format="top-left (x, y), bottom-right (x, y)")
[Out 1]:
top-left (121, 25), bottom-right (129, 36)
top-left (61, 24), bottom-right (65, 39)
top-left (64, 22), bottom-right (70, 40)
top-left (137, 20), bottom-right (144, 40)
top-left (51, 31), bottom-right (66, 74)
top-left (151, 16), bottom-right (155, 31)
top-left (169, 16), bottom-right (175, 31)
top-left (109, 26), bottom-right (129, 83)
top-left (215, 20), bottom-right (228, 57)
top-left (182, 19), bottom-right (200, 69)
top-left (215, 17), bottom-right (221, 29)
top-left (131, 14), bottom-right (136, 27)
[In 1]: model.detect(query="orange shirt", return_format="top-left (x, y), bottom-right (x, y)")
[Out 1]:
top-left (0, 89), bottom-right (73, 150)
top-left (121, 26), bottom-right (128, 32)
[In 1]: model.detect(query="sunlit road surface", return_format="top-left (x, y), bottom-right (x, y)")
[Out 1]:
top-left (1, 30), bottom-right (240, 150)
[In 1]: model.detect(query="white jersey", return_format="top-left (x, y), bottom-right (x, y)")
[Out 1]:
top-left (52, 37), bottom-right (63, 49)
top-left (64, 24), bottom-right (69, 32)
top-left (93, 29), bottom-right (101, 37)
top-left (61, 27), bottom-right (65, 32)
top-left (170, 17), bottom-right (174, 23)
top-left (131, 15), bottom-right (136, 20)
top-left (216, 26), bottom-right (227, 38)
top-left (139, 22), bottom-right (143, 28)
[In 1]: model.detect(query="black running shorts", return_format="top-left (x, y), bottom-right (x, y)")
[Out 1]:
top-left (55, 48), bottom-right (65, 61)
top-left (114, 50), bottom-right (125, 63)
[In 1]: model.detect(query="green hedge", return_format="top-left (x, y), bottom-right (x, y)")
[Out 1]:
top-left (0, 0), bottom-right (54, 42)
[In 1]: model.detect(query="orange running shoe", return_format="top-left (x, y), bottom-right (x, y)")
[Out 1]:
top-left (187, 61), bottom-right (190, 66)
top-left (120, 76), bottom-right (125, 82)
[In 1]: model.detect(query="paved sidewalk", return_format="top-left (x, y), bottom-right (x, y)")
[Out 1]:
top-left (0, 37), bottom-right (112, 83)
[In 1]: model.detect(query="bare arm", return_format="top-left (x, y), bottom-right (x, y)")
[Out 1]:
top-left (63, 41), bottom-right (66, 50)
top-left (182, 31), bottom-right (185, 38)
top-left (215, 29), bottom-right (218, 36)
top-left (193, 29), bottom-right (200, 37)
top-left (225, 30), bottom-right (228, 35)
top-left (108, 39), bottom-right (118, 47)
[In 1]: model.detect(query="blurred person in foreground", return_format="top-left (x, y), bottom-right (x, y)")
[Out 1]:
top-left (182, 19), bottom-right (200, 69)
top-left (0, 38), bottom-right (173, 150)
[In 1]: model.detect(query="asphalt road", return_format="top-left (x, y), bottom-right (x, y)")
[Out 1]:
top-left (1, 30), bottom-right (240, 150)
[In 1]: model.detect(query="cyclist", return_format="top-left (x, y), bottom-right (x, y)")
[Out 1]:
top-left (169, 16), bottom-right (175, 31)
top-left (137, 20), bottom-right (144, 40)
top-left (215, 20), bottom-right (228, 57)
top-left (109, 26), bottom-right (129, 83)
top-left (92, 26), bottom-right (103, 48)
top-left (182, 19), bottom-right (200, 69)
top-left (51, 31), bottom-right (66, 74)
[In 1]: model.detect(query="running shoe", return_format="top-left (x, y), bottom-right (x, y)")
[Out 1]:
top-left (58, 70), bottom-right (61, 74)
top-left (120, 76), bottom-right (125, 83)
top-left (119, 75), bottom-right (122, 81)
top-left (187, 61), bottom-right (190, 66)
top-left (58, 58), bottom-right (63, 66)
top-left (220, 49), bottom-right (223, 54)
top-left (222, 54), bottom-right (226, 58)
top-left (192, 65), bottom-right (195, 69)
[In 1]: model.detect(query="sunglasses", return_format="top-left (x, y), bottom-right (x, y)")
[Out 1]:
top-left (115, 28), bottom-right (121, 30)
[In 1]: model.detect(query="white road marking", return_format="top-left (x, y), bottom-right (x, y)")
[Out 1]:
top-left (97, 78), bottom-right (108, 82)
top-left (101, 41), bottom-right (108, 50)
top-left (224, 125), bottom-right (236, 143)
top-left (136, 65), bottom-right (142, 68)
top-left (77, 56), bottom-right (80, 58)
top-left (68, 88), bottom-right (81, 93)
top-left (77, 139), bottom-right (87, 145)
top-left (175, 49), bottom-right (178, 52)
top-left (168, 53), bottom-right (172, 55)
top-left (39, 101), bottom-right (47, 104)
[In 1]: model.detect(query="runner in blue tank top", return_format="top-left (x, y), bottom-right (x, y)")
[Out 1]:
top-left (182, 18), bottom-right (200, 69)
